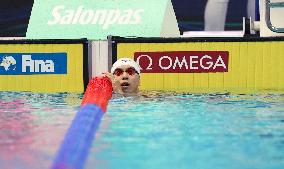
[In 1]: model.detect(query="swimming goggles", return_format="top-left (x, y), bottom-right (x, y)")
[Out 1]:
top-left (113, 67), bottom-right (138, 76)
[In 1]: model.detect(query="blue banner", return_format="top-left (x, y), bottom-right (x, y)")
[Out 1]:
top-left (0, 53), bottom-right (67, 75)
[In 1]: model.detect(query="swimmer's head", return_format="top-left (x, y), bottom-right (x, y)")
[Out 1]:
top-left (111, 58), bottom-right (140, 95)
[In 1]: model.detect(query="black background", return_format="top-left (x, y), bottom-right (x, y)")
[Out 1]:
top-left (0, 0), bottom-right (254, 37)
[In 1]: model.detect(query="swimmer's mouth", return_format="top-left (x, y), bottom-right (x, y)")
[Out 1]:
top-left (121, 82), bottom-right (130, 87)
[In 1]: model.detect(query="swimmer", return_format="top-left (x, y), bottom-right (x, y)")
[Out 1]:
top-left (104, 58), bottom-right (140, 96)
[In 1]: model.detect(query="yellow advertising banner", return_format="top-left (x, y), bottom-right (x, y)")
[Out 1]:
top-left (115, 39), bottom-right (284, 93)
top-left (0, 41), bottom-right (85, 93)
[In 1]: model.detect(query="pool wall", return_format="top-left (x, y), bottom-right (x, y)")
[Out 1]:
top-left (1, 36), bottom-right (284, 94)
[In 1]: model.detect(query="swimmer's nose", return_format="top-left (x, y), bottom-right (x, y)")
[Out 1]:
top-left (122, 72), bottom-right (129, 80)
top-left (122, 77), bottom-right (129, 80)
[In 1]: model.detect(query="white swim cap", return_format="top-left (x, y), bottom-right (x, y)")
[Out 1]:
top-left (111, 58), bottom-right (140, 74)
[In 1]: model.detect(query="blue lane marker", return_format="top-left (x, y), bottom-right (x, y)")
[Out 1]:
top-left (51, 104), bottom-right (104, 169)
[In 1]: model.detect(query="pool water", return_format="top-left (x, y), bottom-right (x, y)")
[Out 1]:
top-left (0, 92), bottom-right (284, 169)
top-left (0, 92), bottom-right (79, 169)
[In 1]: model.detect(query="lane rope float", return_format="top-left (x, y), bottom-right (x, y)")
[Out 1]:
top-left (52, 76), bottom-right (112, 169)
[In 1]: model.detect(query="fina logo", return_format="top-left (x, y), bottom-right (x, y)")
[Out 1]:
top-left (0, 53), bottom-right (66, 75)
top-left (0, 55), bottom-right (54, 73)
top-left (22, 55), bottom-right (54, 72)
top-left (0, 56), bottom-right (17, 71)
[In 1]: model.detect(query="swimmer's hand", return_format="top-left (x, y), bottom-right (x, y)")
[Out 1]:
top-left (103, 72), bottom-right (123, 94)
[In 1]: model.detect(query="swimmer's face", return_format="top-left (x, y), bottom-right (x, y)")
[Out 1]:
top-left (113, 65), bottom-right (140, 94)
